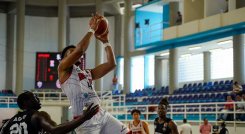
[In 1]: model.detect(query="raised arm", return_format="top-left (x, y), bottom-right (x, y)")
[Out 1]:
top-left (58, 15), bottom-right (101, 72)
top-left (32, 104), bottom-right (99, 134)
top-left (91, 30), bottom-right (117, 80)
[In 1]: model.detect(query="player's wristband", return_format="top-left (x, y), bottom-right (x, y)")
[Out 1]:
top-left (88, 28), bottom-right (95, 34)
top-left (103, 42), bottom-right (110, 48)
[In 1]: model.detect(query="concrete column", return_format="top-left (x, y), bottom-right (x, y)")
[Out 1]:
top-left (228, 0), bottom-right (236, 11)
top-left (233, 35), bottom-right (245, 84)
top-left (15, 0), bottom-right (25, 95)
top-left (66, 6), bottom-right (70, 46)
top-left (155, 58), bottom-right (163, 89)
top-left (61, 107), bottom-right (69, 123)
top-left (114, 14), bottom-right (123, 57)
top-left (203, 51), bottom-right (211, 82)
top-left (58, 0), bottom-right (67, 51)
top-left (123, 0), bottom-right (132, 93)
top-left (94, 0), bottom-right (104, 91)
top-left (6, 14), bottom-right (15, 89)
top-left (169, 48), bottom-right (179, 94)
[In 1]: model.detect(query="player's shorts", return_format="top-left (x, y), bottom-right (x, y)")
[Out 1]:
top-left (75, 108), bottom-right (129, 134)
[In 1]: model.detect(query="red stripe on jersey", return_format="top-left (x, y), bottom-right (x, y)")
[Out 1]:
top-left (78, 73), bottom-right (86, 81)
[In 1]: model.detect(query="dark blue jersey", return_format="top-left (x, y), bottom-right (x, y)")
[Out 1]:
top-left (0, 110), bottom-right (43, 134)
top-left (154, 117), bottom-right (172, 134)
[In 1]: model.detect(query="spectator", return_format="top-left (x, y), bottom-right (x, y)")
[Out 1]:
top-left (232, 81), bottom-right (242, 95)
top-left (179, 118), bottom-right (192, 134)
top-left (111, 75), bottom-right (120, 94)
top-left (242, 93), bottom-right (245, 102)
top-left (219, 95), bottom-right (234, 120)
top-left (235, 95), bottom-right (245, 121)
top-left (176, 11), bottom-right (182, 25)
top-left (212, 124), bottom-right (219, 134)
top-left (128, 109), bottom-right (149, 134)
top-left (200, 118), bottom-right (212, 134)
top-left (219, 121), bottom-right (229, 134)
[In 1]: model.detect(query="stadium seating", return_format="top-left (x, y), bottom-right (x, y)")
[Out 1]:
top-left (124, 80), bottom-right (239, 106)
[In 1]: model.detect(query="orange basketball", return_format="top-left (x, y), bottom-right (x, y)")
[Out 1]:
top-left (90, 16), bottom-right (108, 36)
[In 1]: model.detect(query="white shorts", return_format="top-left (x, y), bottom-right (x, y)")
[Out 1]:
top-left (75, 109), bottom-right (129, 134)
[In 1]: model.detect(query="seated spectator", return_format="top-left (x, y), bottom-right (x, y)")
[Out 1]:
top-left (219, 95), bottom-right (234, 120)
top-left (111, 75), bottom-right (120, 93)
top-left (176, 11), bottom-right (182, 25)
top-left (236, 94), bottom-right (245, 121)
top-left (232, 81), bottom-right (242, 95)
top-left (242, 93), bottom-right (245, 102)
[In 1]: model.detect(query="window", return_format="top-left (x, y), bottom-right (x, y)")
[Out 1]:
top-left (144, 55), bottom-right (155, 87)
top-left (131, 56), bottom-right (144, 92)
top-left (117, 57), bottom-right (124, 88)
top-left (178, 54), bottom-right (204, 82)
top-left (211, 48), bottom-right (233, 79)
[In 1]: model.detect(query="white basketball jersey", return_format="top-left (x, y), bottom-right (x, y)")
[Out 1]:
top-left (61, 65), bottom-right (100, 116)
top-left (129, 121), bottom-right (146, 134)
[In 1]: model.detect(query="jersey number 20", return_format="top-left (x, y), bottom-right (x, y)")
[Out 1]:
top-left (10, 122), bottom-right (28, 134)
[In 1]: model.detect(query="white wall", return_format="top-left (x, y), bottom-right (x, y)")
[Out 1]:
top-left (0, 13), bottom-right (6, 90)
top-left (162, 59), bottom-right (169, 86)
top-left (205, 0), bottom-right (228, 17)
top-left (24, 16), bottom-right (58, 90)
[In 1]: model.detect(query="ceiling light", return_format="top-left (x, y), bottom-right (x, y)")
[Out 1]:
top-left (132, 4), bottom-right (142, 8)
top-left (181, 54), bottom-right (191, 58)
top-left (188, 46), bottom-right (201, 50)
top-left (217, 40), bottom-right (232, 45)
top-left (160, 52), bottom-right (169, 56)
top-left (209, 48), bottom-right (222, 52)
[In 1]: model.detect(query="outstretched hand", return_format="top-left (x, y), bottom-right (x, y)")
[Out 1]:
top-left (82, 103), bottom-right (99, 121)
top-left (89, 13), bottom-right (103, 31)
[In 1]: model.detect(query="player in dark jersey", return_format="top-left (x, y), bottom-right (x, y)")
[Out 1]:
top-left (154, 98), bottom-right (179, 134)
top-left (0, 91), bottom-right (99, 134)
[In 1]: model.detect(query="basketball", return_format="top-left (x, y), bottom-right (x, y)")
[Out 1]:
top-left (90, 16), bottom-right (108, 36)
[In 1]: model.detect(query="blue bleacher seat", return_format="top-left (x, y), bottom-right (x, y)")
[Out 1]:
top-left (219, 80), bottom-right (224, 85)
top-left (225, 80), bottom-right (230, 85)
top-left (183, 84), bottom-right (187, 88)
top-left (197, 82), bottom-right (202, 87)
top-left (192, 83), bottom-right (197, 88)
top-left (187, 83), bottom-right (192, 88)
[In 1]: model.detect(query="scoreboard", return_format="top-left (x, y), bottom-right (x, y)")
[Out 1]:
top-left (35, 52), bottom-right (86, 89)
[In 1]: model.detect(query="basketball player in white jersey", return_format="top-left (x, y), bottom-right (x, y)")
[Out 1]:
top-left (58, 14), bottom-right (129, 134)
top-left (128, 109), bottom-right (149, 134)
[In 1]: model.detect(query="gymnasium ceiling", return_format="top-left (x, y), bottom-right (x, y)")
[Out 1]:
top-left (0, 0), bottom-right (147, 17)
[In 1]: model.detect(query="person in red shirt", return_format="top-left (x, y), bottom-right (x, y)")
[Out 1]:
top-left (219, 95), bottom-right (234, 120)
